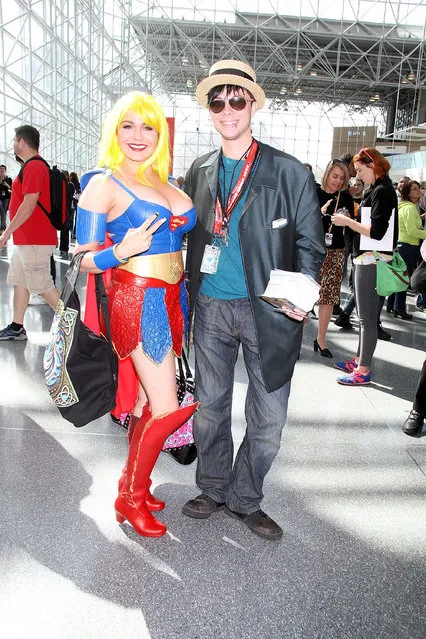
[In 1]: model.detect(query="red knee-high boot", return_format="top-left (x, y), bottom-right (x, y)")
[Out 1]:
top-left (115, 402), bottom-right (199, 537)
top-left (117, 407), bottom-right (165, 511)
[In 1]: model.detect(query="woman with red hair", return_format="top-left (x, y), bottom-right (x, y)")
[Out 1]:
top-left (331, 147), bottom-right (398, 385)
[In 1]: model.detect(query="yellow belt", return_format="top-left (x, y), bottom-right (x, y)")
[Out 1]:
top-left (118, 251), bottom-right (184, 284)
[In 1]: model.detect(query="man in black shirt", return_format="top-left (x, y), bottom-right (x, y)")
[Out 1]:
top-left (0, 164), bottom-right (12, 232)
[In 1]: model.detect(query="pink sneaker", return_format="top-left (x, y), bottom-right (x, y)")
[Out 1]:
top-left (337, 370), bottom-right (371, 386)
top-left (334, 357), bottom-right (358, 372)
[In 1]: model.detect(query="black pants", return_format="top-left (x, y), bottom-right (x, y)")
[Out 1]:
top-left (414, 360), bottom-right (426, 416)
top-left (50, 254), bottom-right (56, 285)
top-left (59, 215), bottom-right (73, 253)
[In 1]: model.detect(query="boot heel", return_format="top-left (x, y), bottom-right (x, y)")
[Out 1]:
top-left (116, 512), bottom-right (125, 524)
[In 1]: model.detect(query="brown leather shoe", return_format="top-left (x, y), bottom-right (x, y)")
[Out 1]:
top-left (402, 409), bottom-right (424, 435)
top-left (182, 494), bottom-right (225, 519)
top-left (225, 507), bottom-right (283, 540)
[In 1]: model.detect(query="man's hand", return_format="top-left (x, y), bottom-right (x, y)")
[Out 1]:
top-left (0, 231), bottom-right (10, 248)
top-left (279, 301), bottom-right (308, 322)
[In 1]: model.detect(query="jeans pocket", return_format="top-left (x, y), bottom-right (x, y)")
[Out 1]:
top-left (197, 292), bottom-right (214, 306)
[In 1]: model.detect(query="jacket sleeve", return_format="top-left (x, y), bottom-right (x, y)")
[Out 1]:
top-left (294, 173), bottom-right (326, 282)
top-left (404, 203), bottom-right (426, 241)
top-left (370, 184), bottom-right (395, 241)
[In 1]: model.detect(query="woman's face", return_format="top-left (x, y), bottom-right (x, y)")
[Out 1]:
top-left (354, 161), bottom-right (376, 185)
top-left (325, 166), bottom-right (346, 193)
top-left (116, 109), bottom-right (159, 164)
top-left (409, 183), bottom-right (421, 204)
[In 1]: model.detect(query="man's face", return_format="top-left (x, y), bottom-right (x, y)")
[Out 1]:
top-left (208, 88), bottom-right (258, 143)
top-left (13, 135), bottom-right (23, 158)
top-left (0, 167), bottom-right (5, 180)
top-left (349, 178), bottom-right (363, 198)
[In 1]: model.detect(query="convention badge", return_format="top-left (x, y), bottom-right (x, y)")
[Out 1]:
top-left (200, 244), bottom-right (221, 274)
top-left (325, 233), bottom-right (333, 247)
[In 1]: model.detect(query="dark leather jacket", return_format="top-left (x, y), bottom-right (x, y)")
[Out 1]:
top-left (184, 141), bottom-right (326, 391)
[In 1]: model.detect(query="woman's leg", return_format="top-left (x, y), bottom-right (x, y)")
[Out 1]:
top-left (317, 304), bottom-right (333, 349)
top-left (133, 381), bottom-right (148, 418)
top-left (355, 263), bottom-right (379, 371)
top-left (130, 347), bottom-right (178, 416)
top-left (116, 346), bottom-right (197, 536)
top-left (317, 249), bottom-right (345, 348)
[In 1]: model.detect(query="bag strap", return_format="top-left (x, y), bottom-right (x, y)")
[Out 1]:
top-left (18, 156), bottom-right (51, 218)
top-left (177, 347), bottom-right (193, 383)
top-left (94, 272), bottom-right (114, 343)
top-left (327, 191), bottom-right (341, 233)
top-left (61, 251), bottom-right (87, 307)
top-left (61, 253), bottom-right (114, 344)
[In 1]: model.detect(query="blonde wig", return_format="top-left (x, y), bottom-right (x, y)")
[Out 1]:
top-left (321, 159), bottom-right (350, 192)
top-left (98, 91), bottom-right (170, 185)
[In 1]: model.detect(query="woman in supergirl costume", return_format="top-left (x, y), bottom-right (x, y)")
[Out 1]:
top-left (75, 91), bottom-right (198, 538)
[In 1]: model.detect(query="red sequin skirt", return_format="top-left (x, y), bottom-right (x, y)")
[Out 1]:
top-left (105, 269), bottom-right (188, 363)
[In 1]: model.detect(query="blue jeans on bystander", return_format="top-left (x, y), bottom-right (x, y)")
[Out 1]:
top-left (193, 293), bottom-right (290, 514)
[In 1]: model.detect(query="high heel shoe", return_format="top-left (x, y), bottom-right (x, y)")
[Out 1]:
top-left (393, 309), bottom-right (413, 320)
top-left (313, 339), bottom-right (333, 358)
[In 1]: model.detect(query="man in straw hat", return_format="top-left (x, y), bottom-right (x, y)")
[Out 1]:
top-left (182, 60), bottom-right (325, 540)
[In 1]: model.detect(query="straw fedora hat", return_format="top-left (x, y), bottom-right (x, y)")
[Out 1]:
top-left (196, 60), bottom-right (266, 109)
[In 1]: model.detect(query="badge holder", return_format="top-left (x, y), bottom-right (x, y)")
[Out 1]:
top-left (200, 240), bottom-right (222, 274)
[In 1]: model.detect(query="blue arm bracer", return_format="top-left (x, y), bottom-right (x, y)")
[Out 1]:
top-left (93, 246), bottom-right (123, 271)
top-left (75, 206), bottom-right (107, 245)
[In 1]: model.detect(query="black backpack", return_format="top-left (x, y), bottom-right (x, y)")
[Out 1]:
top-left (18, 156), bottom-right (68, 230)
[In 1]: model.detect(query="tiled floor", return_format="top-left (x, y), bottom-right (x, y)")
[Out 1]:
top-left (0, 245), bottom-right (425, 639)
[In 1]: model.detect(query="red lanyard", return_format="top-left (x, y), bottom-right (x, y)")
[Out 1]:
top-left (214, 140), bottom-right (259, 235)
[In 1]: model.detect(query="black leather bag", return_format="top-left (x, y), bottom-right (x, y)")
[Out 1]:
top-left (162, 348), bottom-right (197, 465)
top-left (44, 252), bottom-right (118, 427)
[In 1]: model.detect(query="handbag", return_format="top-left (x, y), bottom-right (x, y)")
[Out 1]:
top-left (43, 252), bottom-right (118, 427)
top-left (162, 348), bottom-right (197, 465)
top-left (373, 250), bottom-right (409, 297)
top-left (411, 260), bottom-right (426, 296)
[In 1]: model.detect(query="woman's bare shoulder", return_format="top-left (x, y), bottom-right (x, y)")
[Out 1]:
top-left (79, 173), bottom-right (115, 210)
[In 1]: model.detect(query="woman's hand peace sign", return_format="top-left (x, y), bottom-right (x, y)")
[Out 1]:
top-left (115, 214), bottom-right (166, 260)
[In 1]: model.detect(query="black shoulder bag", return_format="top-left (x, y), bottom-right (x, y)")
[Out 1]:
top-left (43, 252), bottom-right (118, 427)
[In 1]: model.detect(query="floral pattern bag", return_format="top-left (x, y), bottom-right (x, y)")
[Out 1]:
top-left (162, 348), bottom-right (197, 465)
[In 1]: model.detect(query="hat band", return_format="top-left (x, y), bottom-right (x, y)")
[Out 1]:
top-left (210, 68), bottom-right (254, 82)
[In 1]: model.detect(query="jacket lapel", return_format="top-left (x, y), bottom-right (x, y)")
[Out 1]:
top-left (199, 152), bottom-right (219, 232)
top-left (242, 142), bottom-right (276, 214)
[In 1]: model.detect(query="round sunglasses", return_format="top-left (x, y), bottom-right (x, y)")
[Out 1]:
top-left (208, 96), bottom-right (254, 114)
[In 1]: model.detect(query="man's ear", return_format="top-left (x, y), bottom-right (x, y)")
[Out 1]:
top-left (251, 101), bottom-right (259, 117)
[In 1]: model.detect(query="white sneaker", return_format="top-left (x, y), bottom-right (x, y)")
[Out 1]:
top-left (28, 294), bottom-right (48, 305)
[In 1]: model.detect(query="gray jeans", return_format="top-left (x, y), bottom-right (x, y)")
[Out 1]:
top-left (193, 294), bottom-right (290, 513)
top-left (355, 263), bottom-right (379, 367)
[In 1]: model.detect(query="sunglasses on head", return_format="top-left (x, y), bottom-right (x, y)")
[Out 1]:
top-left (208, 96), bottom-right (254, 114)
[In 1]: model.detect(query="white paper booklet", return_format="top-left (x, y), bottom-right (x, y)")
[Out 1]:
top-left (359, 207), bottom-right (395, 251)
top-left (260, 269), bottom-right (320, 313)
